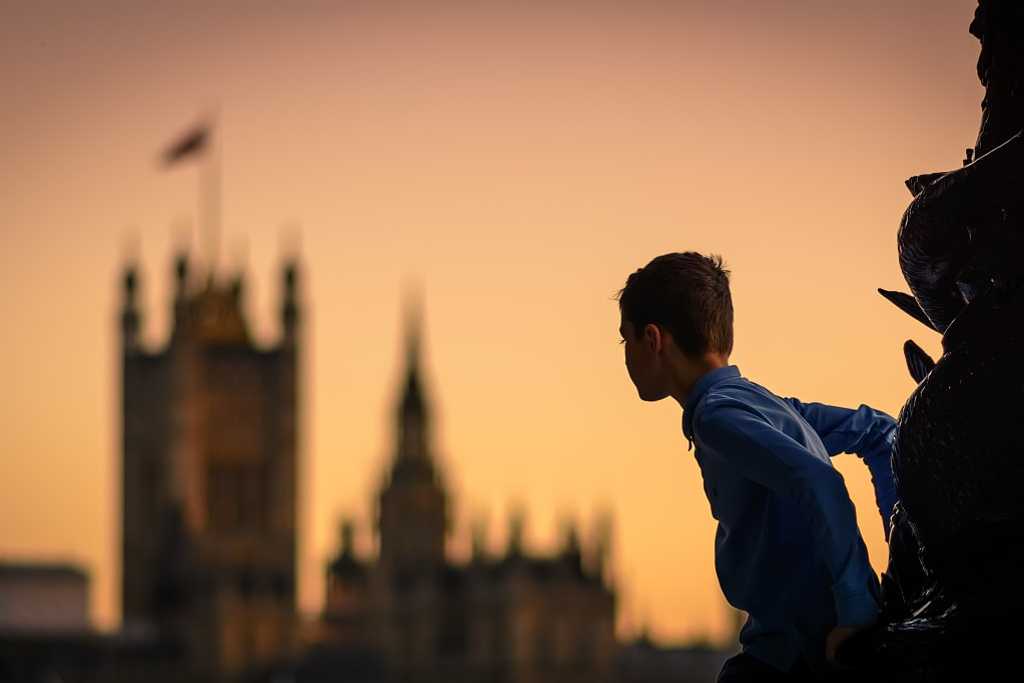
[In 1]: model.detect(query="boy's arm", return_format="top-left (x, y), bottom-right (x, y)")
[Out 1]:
top-left (782, 397), bottom-right (898, 541)
top-left (697, 399), bottom-right (881, 629)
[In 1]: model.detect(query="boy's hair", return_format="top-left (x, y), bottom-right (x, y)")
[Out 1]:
top-left (617, 252), bottom-right (734, 357)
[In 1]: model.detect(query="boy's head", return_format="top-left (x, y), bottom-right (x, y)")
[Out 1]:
top-left (617, 252), bottom-right (733, 401)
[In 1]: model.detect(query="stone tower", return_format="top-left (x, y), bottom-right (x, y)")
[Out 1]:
top-left (372, 299), bottom-right (450, 676)
top-left (120, 252), bottom-right (300, 679)
top-left (376, 301), bottom-right (449, 577)
top-left (318, 297), bottom-right (618, 683)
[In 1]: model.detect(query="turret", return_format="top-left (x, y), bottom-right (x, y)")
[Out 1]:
top-left (121, 262), bottom-right (141, 352)
top-left (327, 518), bottom-right (365, 582)
top-left (470, 514), bottom-right (489, 564)
top-left (229, 272), bottom-right (244, 306)
top-left (560, 516), bottom-right (583, 575)
top-left (589, 508), bottom-right (614, 585)
top-left (171, 251), bottom-right (190, 338)
top-left (506, 505), bottom-right (526, 559)
top-left (282, 260), bottom-right (299, 348)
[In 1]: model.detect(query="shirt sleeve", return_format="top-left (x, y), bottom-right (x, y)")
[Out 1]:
top-left (782, 397), bottom-right (898, 542)
top-left (697, 400), bottom-right (881, 628)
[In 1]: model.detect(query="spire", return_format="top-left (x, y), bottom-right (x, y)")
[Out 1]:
top-left (395, 285), bottom-right (430, 462)
top-left (399, 283), bottom-right (426, 416)
top-left (404, 282), bottom-right (422, 366)
top-left (377, 288), bottom-right (449, 573)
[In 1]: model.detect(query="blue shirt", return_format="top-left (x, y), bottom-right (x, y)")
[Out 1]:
top-left (682, 365), bottom-right (897, 673)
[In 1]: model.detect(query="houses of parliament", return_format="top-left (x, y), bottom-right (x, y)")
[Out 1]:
top-left (117, 251), bottom-right (616, 682)
top-left (0, 250), bottom-right (733, 683)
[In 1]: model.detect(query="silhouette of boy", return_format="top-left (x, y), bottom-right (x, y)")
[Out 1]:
top-left (617, 252), bottom-right (897, 682)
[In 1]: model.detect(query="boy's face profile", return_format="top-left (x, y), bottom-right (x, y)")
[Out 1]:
top-left (619, 313), bottom-right (672, 402)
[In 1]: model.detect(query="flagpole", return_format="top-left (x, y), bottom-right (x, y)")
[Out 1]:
top-left (161, 119), bottom-right (215, 280)
top-left (200, 113), bottom-right (221, 285)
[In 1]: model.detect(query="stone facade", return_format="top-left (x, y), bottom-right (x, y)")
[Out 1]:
top-left (120, 253), bottom-right (300, 680)
top-left (114, 254), bottom-right (627, 682)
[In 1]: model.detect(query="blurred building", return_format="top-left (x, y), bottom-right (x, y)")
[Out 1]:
top-left (103, 251), bottom-right (727, 683)
top-left (0, 562), bottom-right (177, 682)
top-left (313, 308), bottom-right (618, 683)
top-left (119, 252), bottom-right (300, 680)
top-left (0, 562), bottom-right (90, 633)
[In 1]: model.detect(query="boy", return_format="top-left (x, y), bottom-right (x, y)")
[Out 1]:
top-left (617, 252), bottom-right (897, 682)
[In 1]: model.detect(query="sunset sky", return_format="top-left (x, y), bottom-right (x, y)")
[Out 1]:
top-left (1, 0), bottom-right (983, 645)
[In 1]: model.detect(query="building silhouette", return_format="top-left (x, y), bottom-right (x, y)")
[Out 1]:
top-left (0, 563), bottom-right (90, 633)
top-left (113, 251), bottom-right (620, 682)
top-left (88, 250), bottom-right (733, 683)
top-left (120, 252), bottom-right (300, 680)
top-left (315, 304), bottom-right (618, 683)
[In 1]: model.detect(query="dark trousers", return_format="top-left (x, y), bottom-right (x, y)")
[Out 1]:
top-left (717, 653), bottom-right (824, 683)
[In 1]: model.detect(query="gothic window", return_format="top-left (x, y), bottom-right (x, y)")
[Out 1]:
top-left (207, 461), bottom-right (269, 533)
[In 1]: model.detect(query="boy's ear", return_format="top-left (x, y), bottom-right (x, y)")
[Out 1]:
top-left (643, 323), bottom-right (663, 353)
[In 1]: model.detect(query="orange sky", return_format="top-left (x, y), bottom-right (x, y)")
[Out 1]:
top-left (0, 0), bottom-right (983, 646)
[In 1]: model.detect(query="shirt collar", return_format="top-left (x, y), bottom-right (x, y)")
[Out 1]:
top-left (682, 364), bottom-right (741, 444)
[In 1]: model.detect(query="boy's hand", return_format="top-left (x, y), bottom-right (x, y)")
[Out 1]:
top-left (826, 622), bottom-right (874, 667)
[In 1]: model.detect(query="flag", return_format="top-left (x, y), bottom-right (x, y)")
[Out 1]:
top-left (161, 123), bottom-right (209, 166)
